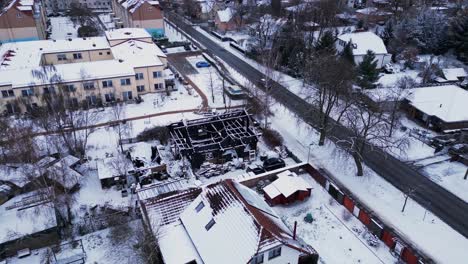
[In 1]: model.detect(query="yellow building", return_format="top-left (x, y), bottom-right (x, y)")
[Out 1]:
top-left (0, 28), bottom-right (168, 114)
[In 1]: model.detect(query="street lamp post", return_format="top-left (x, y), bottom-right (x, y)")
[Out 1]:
top-left (307, 143), bottom-right (314, 163)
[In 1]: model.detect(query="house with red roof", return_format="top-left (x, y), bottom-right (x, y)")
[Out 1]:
top-left (139, 179), bottom-right (318, 264)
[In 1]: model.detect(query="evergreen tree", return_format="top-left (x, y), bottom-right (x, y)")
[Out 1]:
top-left (357, 50), bottom-right (379, 89)
top-left (447, 9), bottom-right (468, 63)
top-left (315, 31), bottom-right (336, 55)
top-left (341, 41), bottom-right (355, 65)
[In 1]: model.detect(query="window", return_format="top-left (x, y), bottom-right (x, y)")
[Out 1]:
top-left (86, 95), bottom-right (98, 105)
top-left (105, 93), bottom-right (115, 102)
top-left (195, 201), bottom-right (204, 212)
top-left (63, 84), bottom-right (76, 93)
top-left (67, 98), bottom-right (79, 108)
top-left (1, 90), bottom-right (14, 98)
top-left (154, 83), bottom-right (164, 90)
top-left (43, 87), bottom-right (55, 94)
top-left (135, 72), bottom-right (144, 80)
top-left (268, 247), bottom-right (281, 260)
top-left (83, 82), bottom-right (95, 90)
top-left (120, 78), bottom-right (131, 86)
top-left (102, 80), bottom-right (113, 88)
top-left (57, 54), bottom-right (67, 61)
top-left (205, 219), bottom-right (215, 231)
top-left (122, 91), bottom-right (133, 101)
top-left (153, 71), bottom-right (162, 78)
top-left (136, 85), bottom-right (145, 92)
top-left (106, 51), bottom-right (111, 55)
top-left (99, 52), bottom-right (103, 55)
top-left (21, 89), bottom-right (34, 97)
top-left (73, 53), bottom-right (82, 59)
top-left (16, 13), bottom-right (22, 18)
top-left (251, 254), bottom-right (264, 264)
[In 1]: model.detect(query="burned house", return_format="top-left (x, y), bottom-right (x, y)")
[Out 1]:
top-left (168, 110), bottom-right (259, 168)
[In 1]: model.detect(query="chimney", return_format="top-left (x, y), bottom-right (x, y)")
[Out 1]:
top-left (293, 221), bottom-right (297, 240)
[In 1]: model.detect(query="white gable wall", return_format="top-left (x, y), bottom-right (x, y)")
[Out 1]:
top-left (252, 245), bottom-right (301, 264)
top-left (353, 53), bottom-right (391, 69)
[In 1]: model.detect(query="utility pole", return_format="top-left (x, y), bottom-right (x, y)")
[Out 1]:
top-left (402, 187), bottom-right (415, 213)
top-left (464, 168), bottom-right (468, 180)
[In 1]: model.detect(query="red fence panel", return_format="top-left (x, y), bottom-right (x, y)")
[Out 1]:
top-left (402, 247), bottom-right (418, 264)
top-left (358, 210), bottom-right (371, 226)
top-left (381, 229), bottom-right (396, 249)
top-left (343, 196), bottom-right (355, 213)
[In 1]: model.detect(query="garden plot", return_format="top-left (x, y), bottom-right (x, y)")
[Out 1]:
top-left (185, 55), bottom-right (246, 108)
top-left (275, 174), bottom-right (397, 264)
top-left (5, 220), bottom-right (146, 264)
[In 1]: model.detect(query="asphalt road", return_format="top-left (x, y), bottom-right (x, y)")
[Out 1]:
top-left (166, 13), bottom-right (468, 239)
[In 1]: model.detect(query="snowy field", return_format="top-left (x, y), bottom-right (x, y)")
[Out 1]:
top-left (50, 17), bottom-right (79, 39)
top-left (421, 160), bottom-right (468, 202)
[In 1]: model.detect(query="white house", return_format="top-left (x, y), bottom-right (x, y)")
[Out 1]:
top-left (139, 179), bottom-right (318, 264)
top-left (336, 31), bottom-right (391, 69)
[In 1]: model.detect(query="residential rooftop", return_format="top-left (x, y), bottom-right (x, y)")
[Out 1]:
top-left (338, 31), bottom-right (388, 55)
top-left (406, 85), bottom-right (468, 123)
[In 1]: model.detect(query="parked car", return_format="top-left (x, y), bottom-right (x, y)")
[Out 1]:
top-left (246, 164), bottom-right (266, 175)
top-left (224, 85), bottom-right (246, 99)
top-left (196, 61), bottom-right (210, 68)
top-left (263, 157), bottom-right (285, 171)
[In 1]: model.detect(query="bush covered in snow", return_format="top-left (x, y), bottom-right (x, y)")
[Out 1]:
top-left (262, 128), bottom-right (284, 148)
top-left (137, 126), bottom-right (170, 144)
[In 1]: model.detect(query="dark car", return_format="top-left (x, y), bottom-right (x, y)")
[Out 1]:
top-left (195, 61), bottom-right (211, 68)
top-left (263, 157), bottom-right (286, 171)
top-left (246, 164), bottom-right (266, 175)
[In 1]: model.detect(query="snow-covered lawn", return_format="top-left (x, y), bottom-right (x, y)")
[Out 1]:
top-left (185, 55), bottom-right (246, 108)
top-left (50, 17), bottom-right (79, 40)
top-left (276, 175), bottom-right (397, 264)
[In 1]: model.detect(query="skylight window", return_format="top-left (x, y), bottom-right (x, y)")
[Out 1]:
top-left (205, 219), bottom-right (215, 231)
top-left (195, 201), bottom-right (204, 213)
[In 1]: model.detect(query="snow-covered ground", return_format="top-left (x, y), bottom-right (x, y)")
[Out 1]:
top-left (276, 174), bottom-right (397, 264)
top-left (185, 55), bottom-right (246, 108)
top-left (165, 21), bottom-right (188, 42)
top-left (268, 104), bottom-right (468, 263)
top-left (6, 220), bottom-right (145, 264)
top-left (421, 160), bottom-right (468, 202)
top-left (50, 17), bottom-right (79, 39)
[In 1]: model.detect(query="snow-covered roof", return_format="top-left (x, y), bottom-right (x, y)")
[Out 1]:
top-left (338, 31), bottom-right (388, 55)
top-left (111, 40), bottom-right (165, 68)
top-left (158, 222), bottom-right (203, 264)
top-left (0, 60), bottom-right (135, 88)
top-left (0, 37), bottom-right (110, 71)
top-left (46, 156), bottom-right (82, 189)
top-left (217, 8), bottom-right (234, 23)
top-left (116, 0), bottom-right (159, 13)
top-left (0, 164), bottom-right (35, 188)
top-left (97, 159), bottom-right (114, 180)
top-left (105, 28), bottom-right (151, 41)
top-left (406, 85), bottom-right (468, 123)
top-left (0, 188), bottom-right (57, 244)
top-left (263, 170), bottom-right (312, 199)
top-left (178, 180), bottom-right (316, 264)
top-left (442, 68), bottom-right (467, 82)
top-left (141, 179), bottom-right (316, 264)
top-left (137, 179), bottom-right (192, 200)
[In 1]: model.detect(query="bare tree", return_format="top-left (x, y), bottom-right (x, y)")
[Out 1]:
top-left (0, 117), bottom-right (38, 164)
top-left (387, 77), bottom-right (415, 137)
top-left (110, 103), bottom-right (132, 153)
top-left (303, 54), bottom-right (355, 146)
top-left (338, 103), bottom-right (409, 176)
top-left (32, 66), bottom-right (98, 158)
top-left (208, 67), bottom-right (216, 104)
